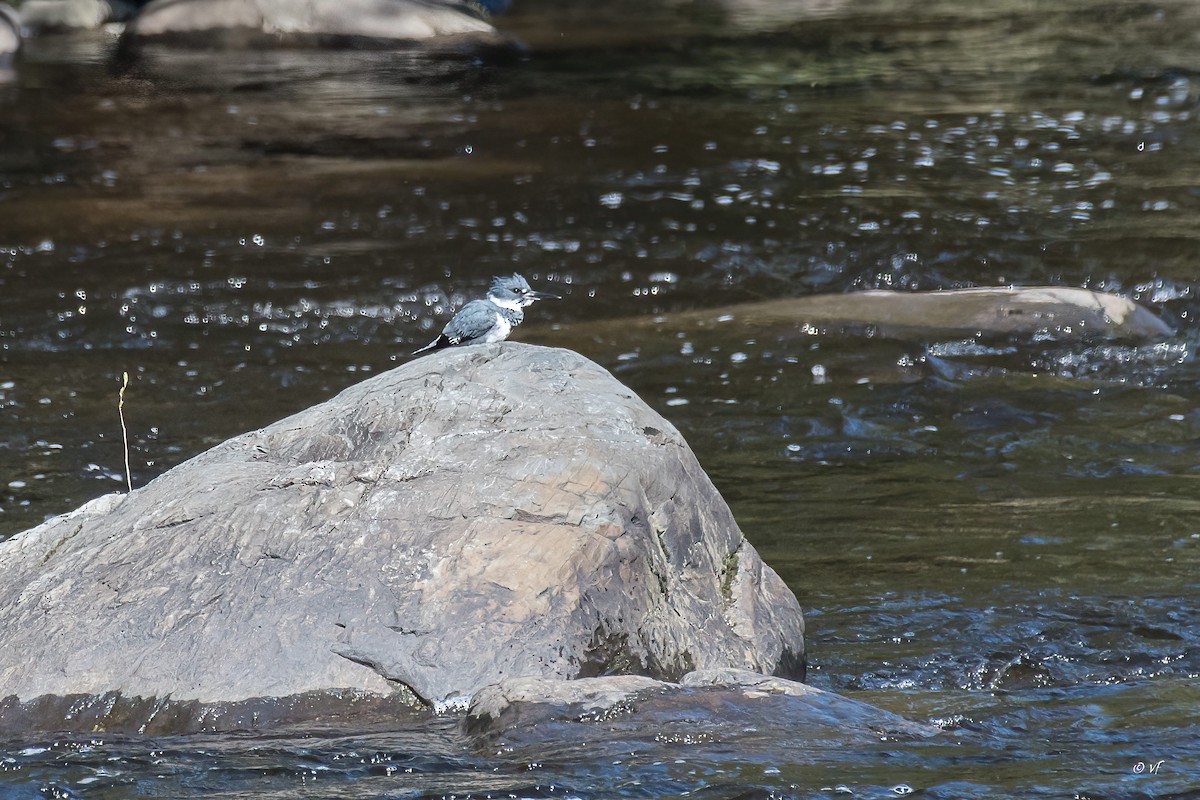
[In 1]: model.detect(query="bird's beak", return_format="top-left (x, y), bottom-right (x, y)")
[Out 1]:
top-left (528, 290), bottom-right (561, 301)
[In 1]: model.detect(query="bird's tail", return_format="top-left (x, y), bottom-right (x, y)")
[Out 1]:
top-left (412, 335), bottom-right (448, 355)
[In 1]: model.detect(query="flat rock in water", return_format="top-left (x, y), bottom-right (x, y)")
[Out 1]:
top-left (532, 287), bottom-right (1172, 350)
top-left (730, 287), bottom-right (1173, 339)
top-left (125, 0), bottom-right (509, 48)
top-left (0, 344), bottom-right (804, 725)
top-left (464, 669), bottom-right (938, 752)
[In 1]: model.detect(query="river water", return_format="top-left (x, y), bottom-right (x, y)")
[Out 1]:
top-left (2, 0), bottom-right (1199, 796)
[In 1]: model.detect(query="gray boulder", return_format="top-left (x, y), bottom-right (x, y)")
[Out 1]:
top-left (125, 0), bottom-right (509, 47)
top-left (0, 343), bottom-right (804, 713)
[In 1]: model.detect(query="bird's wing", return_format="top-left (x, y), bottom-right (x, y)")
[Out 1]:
top-left (442, 300), bottom-right (500, 344)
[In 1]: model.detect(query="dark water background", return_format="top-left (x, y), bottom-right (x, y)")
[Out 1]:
top-left (2, 0), bottom-right (1200, 796)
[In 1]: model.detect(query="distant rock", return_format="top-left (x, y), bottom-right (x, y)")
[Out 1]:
top-left (732, 287), bottom-right (1175, 339)
top-left (464, 669), bottom-right (937, 751)
top-left (673, 0), bottom-right (849, 34)
top-left (0, 3), bottom-right (19, 55)
top-left (18, 0), bottom-right (136, 31)
top-left (0, 344), bottom-right (804, 718)
top-left (530, 287), bottom-right (1173, 353)
top-left (124, 0), bottom-right (512, 49)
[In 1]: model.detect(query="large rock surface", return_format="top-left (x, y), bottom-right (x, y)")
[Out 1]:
top-left (0, 344), bottom-right (804, 710)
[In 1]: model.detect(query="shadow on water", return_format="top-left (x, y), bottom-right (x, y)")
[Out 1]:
top-left (2, 0), bottom-right (1200, 797)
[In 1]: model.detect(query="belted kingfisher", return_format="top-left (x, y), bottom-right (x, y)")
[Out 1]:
top-left (413, 273), bottom-right (560, 354)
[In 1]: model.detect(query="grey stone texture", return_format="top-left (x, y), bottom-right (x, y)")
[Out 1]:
top-left (0, 344), bottom-right (805, 709)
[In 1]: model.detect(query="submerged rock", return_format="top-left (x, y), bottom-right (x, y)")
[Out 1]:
top-left (0, 344), bottom-right (804, 720)
top-left (464, 669), bottom-right (937, 752)
top-left (124, 0), bottom-right (512, 49)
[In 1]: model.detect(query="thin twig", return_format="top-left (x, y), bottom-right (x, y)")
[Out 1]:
top-left (119, 371), bottom-right (132, 493)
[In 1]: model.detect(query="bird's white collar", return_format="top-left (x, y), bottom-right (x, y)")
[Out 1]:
top-left (488, 294), bottom-right (525, 311)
